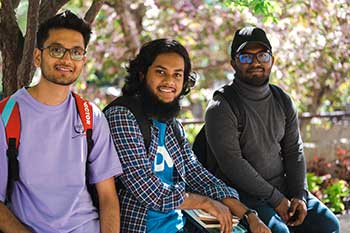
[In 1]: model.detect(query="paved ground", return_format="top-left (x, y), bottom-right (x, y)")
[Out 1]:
top-left (339, 213), bottom-right (349, 233)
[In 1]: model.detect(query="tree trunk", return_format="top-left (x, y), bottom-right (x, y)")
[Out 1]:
top-left (113, 0), bottom-right (143, 56)
top-left (85, 0), bottom-right (105, 24)
top-left (38, 0), bottom-right (70, 23)
top-left (17, 0), bottom-right (40, 89)
top-left (0, 0), bottom-right (24, 97)
top-left (0, 0), bottom-right (102, 98)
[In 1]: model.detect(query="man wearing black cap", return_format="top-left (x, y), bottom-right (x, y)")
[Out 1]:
top-left (204, 26), bottom-right (340, 233)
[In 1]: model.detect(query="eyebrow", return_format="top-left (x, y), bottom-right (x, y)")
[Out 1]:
top-left (47, 42), bottom-right (84, 50)
top-left (241, 49), bottom-right (269, 54)
top-left (155, 65), bottom-right (184, 72)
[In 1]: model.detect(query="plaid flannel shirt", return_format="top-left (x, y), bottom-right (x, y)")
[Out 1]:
top-left (105, 106), bottom-right (239, 233)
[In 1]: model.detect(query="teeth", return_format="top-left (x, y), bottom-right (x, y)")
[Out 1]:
top-left (159, 87), bottom-right (174, 93)
top-left (56, 65), bottom-right (73, 72)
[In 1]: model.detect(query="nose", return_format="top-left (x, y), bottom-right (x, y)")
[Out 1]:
top-left (61, 50), bottom-right (72, 61)
top-left (251, 55), bottom-right (261, 65)
top-left (162, 74), bottom-right (177, 86)
top-left (162, 73), bottom-right (173, 81)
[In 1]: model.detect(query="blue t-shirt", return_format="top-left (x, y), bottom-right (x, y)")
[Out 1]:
top-left (146, 120), bottom-right (184, 233)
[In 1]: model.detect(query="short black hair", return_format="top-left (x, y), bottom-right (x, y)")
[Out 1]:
top-left (122, 38), bottom-right (193, 96)
top-left (36, 10), bottom-right (92, 49)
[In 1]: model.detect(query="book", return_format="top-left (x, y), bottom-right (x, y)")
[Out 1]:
top-left (184, 209), bottom-right (240, 229)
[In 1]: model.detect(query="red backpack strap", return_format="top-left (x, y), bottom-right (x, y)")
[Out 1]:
top-left (72, 93), bottom-right (99, 208)
top-left (0, 96), bottom-right (21, 149)
top-left (72, 93), bottom-right (94, 155)
top-left (0, 95), bottom-right (21, 203)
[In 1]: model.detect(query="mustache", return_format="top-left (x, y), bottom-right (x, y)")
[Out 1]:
top-left (247, 67), bottom-right (264, 72)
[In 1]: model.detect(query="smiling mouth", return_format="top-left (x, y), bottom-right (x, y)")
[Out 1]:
top-left (159, 87), bottom-right (176, 93)
top-left (55, 65), bottom-right (73, 72)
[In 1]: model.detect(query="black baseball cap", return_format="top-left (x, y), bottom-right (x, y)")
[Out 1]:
top-left (231, 26), bottom-right (272, 58)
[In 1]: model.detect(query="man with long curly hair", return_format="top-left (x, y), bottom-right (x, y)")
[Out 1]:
top-left (104, 38), bottom-right (270, 233)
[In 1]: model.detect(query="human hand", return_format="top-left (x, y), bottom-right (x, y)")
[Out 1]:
top-left (287, 198), bottom-right (307, 226)
top-left (274, 197), bottom-right (291, 223)
top-left (247, 214), bottom-right (271, 233)
top-left (202, 198), bottom-right (233, 233)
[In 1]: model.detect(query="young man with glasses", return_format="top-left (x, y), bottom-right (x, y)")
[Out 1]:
top-left (204, 26), bottom-right (340, 233)
top-left (0, 11), bottom-right (122, 232)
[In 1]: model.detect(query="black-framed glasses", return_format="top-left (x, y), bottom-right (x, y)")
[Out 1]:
top-left (40, 45), bottom-right (86, 61)
top-left (237, 51), bottom-right (272, 64)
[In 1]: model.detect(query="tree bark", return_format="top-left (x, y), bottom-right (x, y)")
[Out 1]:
top-left (38, 0), bottom-right (70, 23)
top-left (11, 0), bottom-right (21, 9)
top-left (17, 0), bottom-right (40, 88)
top-left (0, 0), bottom-right (103, 97)
top-left (84, 0), bottom-right (105, 24)
top-left (113, 0), bottom-right (143, 56)
top-left (0, 0), bottom-right (23, 96)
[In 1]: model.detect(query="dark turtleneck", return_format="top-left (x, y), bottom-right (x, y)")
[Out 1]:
top-left (205, 76), bottom-right (307, 208)
top-left (233, 75), bottom-right (271, 101)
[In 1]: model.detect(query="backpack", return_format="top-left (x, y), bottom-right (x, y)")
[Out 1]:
top-left (103, 95), bottom-right (183, 151)
top-left (0, 93), bottom-right (98, 208)
top-left (192, 83), bottom-right (292, 175)
top-left (103, 95), bottom-right (184, 189)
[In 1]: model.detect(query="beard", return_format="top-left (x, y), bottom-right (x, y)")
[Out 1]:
top-left (235, 68), bottom-right (270, 86)
top-left (40, 61), bottom-right (79, 86)
top-left (139, 82), bottom-right (181, 122)
top-left (41, 73), bottom-right (76, 86)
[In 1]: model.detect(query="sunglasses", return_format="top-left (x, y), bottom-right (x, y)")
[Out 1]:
top-left (40, 45), bottom-right (86, 61)
top-left (237, 51), bottom-right (272, 64)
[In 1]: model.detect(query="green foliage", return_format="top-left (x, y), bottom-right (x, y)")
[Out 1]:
top-left (308, 146), bottom-right (350, 182)
top-left (323, 180), bottom-right (350, 214)
top-left (307, 172), bottom-right (322, 193)
top-left (180, 108), bottom-right (204, 144)
top-left (222, 0), bottom-right (280, 23)
top-left (307, 146), bottom-right (350, 214)
top-left (307, 173), bottom-right (350, 214)
top-left (183, 123), bottom-right (203, 145)
top-left (15, 0), bottom-right (28, 35)
top-left (2, 0), bottom-right (350, 116)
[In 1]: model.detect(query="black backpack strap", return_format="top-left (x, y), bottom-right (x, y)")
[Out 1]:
top-left (269, 84), bottom-right (292, 118)
top-left (192, 125), bottom-right (207, 165)
top-left (171, 119), bottom-right (184, 147)
top-left (0, 96), bottom-right (21, 204)
top-left (86, 129), bottom-right (94, 156)
top-left (6, 138), bottom-right (19, 204)
top-left (103, 96), bottom-right (155, 192)
top-left (214, 84), bottom-right (245, 133)
top-left (103, 96), bottom-right (152, 151)
top-left (193, 84), bottom-right (245, 170)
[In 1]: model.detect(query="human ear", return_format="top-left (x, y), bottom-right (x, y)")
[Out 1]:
top-left (82, 56), bottom-right (87, 65)
top-left (33, 48), bottom-right (41, 68)
top-left (139, 72), bottom-right (145, 81)
top-left (230, 59), bottom-right (238, 71)
top-left (270, 55), bottom-right (275, 66)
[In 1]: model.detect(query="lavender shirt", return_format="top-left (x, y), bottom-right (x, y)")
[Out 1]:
top-left (0, 88), bottom-right (122, 233)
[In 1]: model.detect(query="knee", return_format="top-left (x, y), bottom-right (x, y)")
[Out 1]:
top-left (307, 213), bottom-right (340, 233)
top-left (326, 217), bottom-right (340, 233)
top-left (269, 221), bottom-right (290, 233)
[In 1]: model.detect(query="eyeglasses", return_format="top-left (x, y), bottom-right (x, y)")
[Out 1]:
top-left (237, 51), bottom-right (272, 64)
top-left (40, 45), bottom-right (86, 61)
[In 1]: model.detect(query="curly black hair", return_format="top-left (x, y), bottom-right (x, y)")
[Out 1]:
top-left (122, 38), bottom-right (194, 97)
top-left (37, 10), bottom-right (92, 49)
